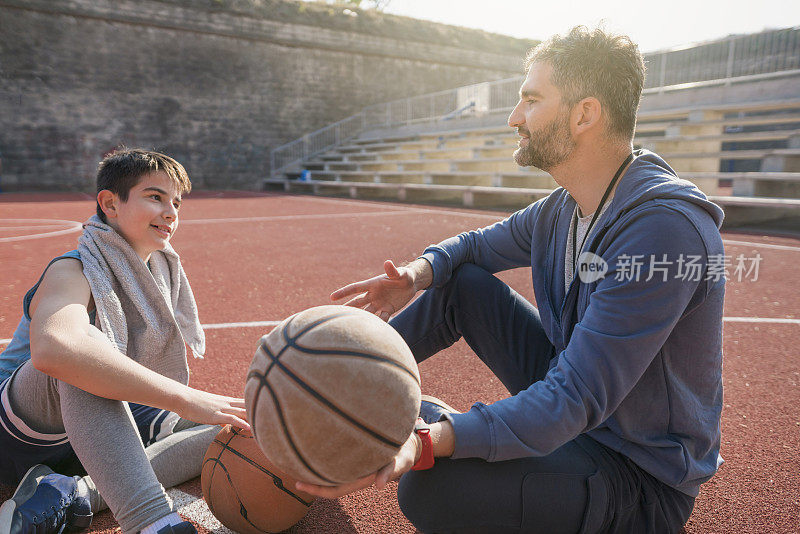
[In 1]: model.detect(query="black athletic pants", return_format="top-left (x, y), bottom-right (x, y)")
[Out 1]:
top-left (390, 264), bottom-right (695, 534)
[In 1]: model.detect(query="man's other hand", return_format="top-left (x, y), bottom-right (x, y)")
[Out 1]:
top-left (330, 258), bottom-right (432, 322)
top-left (295, 431), bottom-right (420, 498)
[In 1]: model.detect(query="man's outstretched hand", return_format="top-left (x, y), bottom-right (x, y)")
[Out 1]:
top-left (330, 258), bottom-right (432, 322)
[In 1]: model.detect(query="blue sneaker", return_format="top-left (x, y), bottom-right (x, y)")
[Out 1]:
top-left (0, 465), bottom-right (54, 534)
top-left (419, 394), bottom-right (460, 425)
top-left (0, 465), bottom-right (92, 534)
top-left (155, 521), bottom-right (196, 534)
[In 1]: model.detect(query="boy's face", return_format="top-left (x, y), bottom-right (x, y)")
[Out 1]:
top-left (105, 171), bottom-right (182, 261)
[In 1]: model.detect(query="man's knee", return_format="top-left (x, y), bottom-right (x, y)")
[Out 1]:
top-left (450, 263), bottom-right (492, 289)
top-left (397, 470), bottom-right (441, 533)
top-left (446, 263), bottom-right (499, 311)
top-left (399, 466), bottom-right (523, 534)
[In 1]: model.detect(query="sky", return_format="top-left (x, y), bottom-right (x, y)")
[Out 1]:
top-left (377, 0), bottom-right (800, 52)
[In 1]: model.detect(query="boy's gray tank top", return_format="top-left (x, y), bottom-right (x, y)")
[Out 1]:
top-left (0, 250), bottom-right (95, 382)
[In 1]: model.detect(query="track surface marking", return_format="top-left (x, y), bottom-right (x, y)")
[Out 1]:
top-left (1, 192), bottom-right (798, 533)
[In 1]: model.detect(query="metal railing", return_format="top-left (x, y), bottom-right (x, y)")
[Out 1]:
top-left (270, 26), bottom-right (800, 178)
top-left (269, 76), bottom-right (520, 176)
top-left (645, 26), bottom-right (800, 88)
top-left (271, 114), bottom-right (365, 174)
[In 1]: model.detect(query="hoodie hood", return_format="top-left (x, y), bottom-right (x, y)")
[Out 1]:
top-left (603, 149), bottom-right (725, 230)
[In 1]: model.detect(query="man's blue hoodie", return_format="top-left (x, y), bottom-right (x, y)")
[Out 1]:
top-left (420, 150), bottom-right (725, 497)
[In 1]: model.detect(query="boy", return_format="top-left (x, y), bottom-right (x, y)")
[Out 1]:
top-left (0, 149), bottom-right (249, 534)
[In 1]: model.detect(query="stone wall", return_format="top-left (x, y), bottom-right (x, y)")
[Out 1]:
top-left (0, 0), bottom-right (534, 190)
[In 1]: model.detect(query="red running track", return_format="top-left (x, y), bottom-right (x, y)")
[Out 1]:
top-left (1, 192), bottom-right (798, 533)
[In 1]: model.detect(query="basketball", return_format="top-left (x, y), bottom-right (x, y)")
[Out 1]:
top-left (201, 425), bottom-right (315, 534)
top-left (244, 305), bottom-right (421, 486)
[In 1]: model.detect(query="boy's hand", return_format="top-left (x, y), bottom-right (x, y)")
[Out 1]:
top-left (27, 258), bottom-right (254, 431)
top-left (331, 259), bottom-right (432, 322)
top-left (232, 425), bottom-right (253, 437)
top-left (176, 387), bottom-right (251, 431)
top-left (295, 431), bottom-right (420, 499)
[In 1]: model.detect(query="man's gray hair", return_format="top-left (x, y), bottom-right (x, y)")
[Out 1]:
top-left (525, 26), bottom-right (645, 141)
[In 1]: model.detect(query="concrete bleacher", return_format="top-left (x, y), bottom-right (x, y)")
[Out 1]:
top-left (267, 97), bottom-right (800, 227)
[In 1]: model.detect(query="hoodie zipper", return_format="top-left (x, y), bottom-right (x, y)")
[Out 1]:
top-left (559, 194), bottom-right (623, 342)
top-left (547, 201), bottom-right (568, 339)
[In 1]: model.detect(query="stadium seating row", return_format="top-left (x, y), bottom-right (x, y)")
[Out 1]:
top-left (267, 98), bottom-right (800, 226)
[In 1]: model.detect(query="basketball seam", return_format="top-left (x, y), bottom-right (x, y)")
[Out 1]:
top-left (280, 313), bottom-right (345, 358)
top-left (260, 340), bottom-right (405, 449)
top-left (249, 311), bottom-right (411, 487)
top-left (247, 367), bottom-right (339, 485)
top-left (202, 457), bottom-right (270, 533)
top-left (203, 425), bottom-right (238, 517)
top-left (281, 312), bottom-right (414, 447)
top-left (248, 373), bottom-right (264, 456)
top-left (288, 343), bottom-right (420, 386)
top-left (211, 436), bottom-right (313, 507)
top-left (250, 315), bottom-right (343, 485)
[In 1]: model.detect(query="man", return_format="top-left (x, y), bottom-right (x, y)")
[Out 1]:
top-left (299, 26), bottom-right (725, 533)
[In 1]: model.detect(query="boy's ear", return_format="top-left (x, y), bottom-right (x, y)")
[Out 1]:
top-left (97, 190), bottom-right (118, 219)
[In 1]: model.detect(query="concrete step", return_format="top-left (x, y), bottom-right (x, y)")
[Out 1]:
top-left (453, 158), bottom-right (525, 173)
top-left (265, 178), bottom-right (800, 227)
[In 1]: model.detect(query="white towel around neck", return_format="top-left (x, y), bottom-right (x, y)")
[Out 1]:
top-left (77, 215), bottom-right (205, 384)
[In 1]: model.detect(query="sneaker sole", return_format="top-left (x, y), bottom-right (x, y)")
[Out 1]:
top-left (420, 394), bottom-right (460, 414)
top-left (0, 464), bottom-right (55, 534)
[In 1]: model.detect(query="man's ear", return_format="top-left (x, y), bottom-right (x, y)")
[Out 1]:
top-left (97, 190), bottom-right (118, 219)
top-left (571, 97), bottom-right (602, 136)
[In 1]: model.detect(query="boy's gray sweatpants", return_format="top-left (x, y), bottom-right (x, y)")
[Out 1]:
top-left (6, 361), bottom-right (217, 534)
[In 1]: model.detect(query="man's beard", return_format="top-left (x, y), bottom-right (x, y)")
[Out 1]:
top-left (513, 113), bottom-right (575, 171)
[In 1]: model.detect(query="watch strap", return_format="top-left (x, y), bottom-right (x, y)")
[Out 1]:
top-left (412, 417), bottom-right (434, 471)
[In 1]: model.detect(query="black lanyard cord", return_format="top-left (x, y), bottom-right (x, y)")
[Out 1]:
top-left (571, 153), bottom-right (634, 273)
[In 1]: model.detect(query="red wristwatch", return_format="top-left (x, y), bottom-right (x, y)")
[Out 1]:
top-left (412, 418), bottom-right (434, 471)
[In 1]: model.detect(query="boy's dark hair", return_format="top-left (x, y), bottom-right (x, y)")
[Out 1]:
top-left (525, 26), bottom-right (645, 141)
top-left (96, 148), bottom-right (192, 222)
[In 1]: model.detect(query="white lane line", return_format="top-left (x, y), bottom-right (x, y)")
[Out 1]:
top-left (180, 209), bottom-right (426, 225)
top-left (209, 318), bottom-right (799, 327)
top-left (403, 206), bottom-right (505, 220)
top-left (181, 199), bottom-right (800, 239)
top-left (254, 190), bottom-right (419, 210)
top-left (253, 191), bottom-right (510, 220)
top-left (168, 488), bottom-right (233, 533)
top-left (4, 209), bottom-right (797, 253)
top-left (0, 218), bottom-right (82, 226)
top-left (722, 239), bottom-right (800, 252)
top-left (0, 219), bottom-right (83, 243)
top-left (1, 316), bottom-right (797, 347)
top-left (202, 321), bottom-right (282, 330)
top-left (0, 320), bottom-right (283, 346)
top-left (0, 225), bottom-right (73, 231)
top-left (723, 317), bottom-right (800, 325)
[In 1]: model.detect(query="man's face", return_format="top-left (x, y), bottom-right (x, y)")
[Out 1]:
top-left (507, 62), bottom-right (575, 171)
